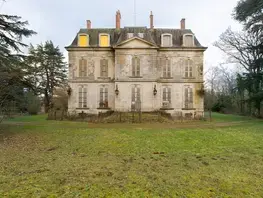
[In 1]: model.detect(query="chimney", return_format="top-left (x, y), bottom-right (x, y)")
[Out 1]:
top-left (180, 18), bottom-right (185, 29)
top-left (87, 20), bottom-right (91, 29)
top-left (150, 11), bottom-right (154, 29)
top-left (116, 10), bottom-right (121, 29)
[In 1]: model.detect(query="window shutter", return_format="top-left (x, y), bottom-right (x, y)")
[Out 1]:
top-left (83, 87), bottom-right (87, 107)
top-left (105, 87), bottom-right (108, 101)
top-left (162, 58), bottom-right (166, 77)
top-left (79, 59), bottom-right (83, 77)
top-left (105, 59), bottom-right (108, 77)
top-left (137, 87), bottom-right (141, 101)
top-left (83, 59), bottom-right (87, 77)
top-left (168, 87), bottom-right (171, 103)
top-left (163, 87), bottom-right (166, 101)
top-left (100, 87), bottom-right (103, 102)
top-left (189, 66), bottom-right (193, 77)
top-left (167, 59), bottom-right (171, 77)
top-left (79, 35), bottom-right (88, 47)
top-left (185, 87), bottom-right (189, 109)
top-left (131, 87), bottom-right (135, 102)
top-left (100, 60), bottom-right (103, 77)
top-left (189, 88), bottom-right (193, 108)
top-left (132, 57), bottom-right (135, 76)
top-left (136, 57), bottom-right (140, 76)
top-left (78, 87), bottom-right (83, 108)
top-left (100, 35), bottom-right (109, 47)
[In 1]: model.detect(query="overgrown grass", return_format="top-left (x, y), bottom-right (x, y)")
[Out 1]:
top-left (0, 113), bottom-right (263, 197)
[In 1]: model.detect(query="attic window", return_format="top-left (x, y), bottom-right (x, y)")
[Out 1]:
top-left (183, 34), bottom-right (195, 47)
top-left (161, 34), bottom-right (172, 47)
top-left (138, 33), bottom-right (144, 38)
top-left (127, 33), bottom-right (134, 39)
top-left (78, 34), bottom-right (89, 47)
top-left (99, 34), bottom-right (110, 47)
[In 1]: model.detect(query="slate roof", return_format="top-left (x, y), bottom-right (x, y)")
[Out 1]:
top-left (66, 27), bottom-right (205, 48)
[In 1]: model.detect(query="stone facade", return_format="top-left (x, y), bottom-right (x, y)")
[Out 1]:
top-left (66, 11), bottom-right (207, 117)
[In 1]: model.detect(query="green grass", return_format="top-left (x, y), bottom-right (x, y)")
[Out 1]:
top-left (0, 113), bottom-right (263, 197)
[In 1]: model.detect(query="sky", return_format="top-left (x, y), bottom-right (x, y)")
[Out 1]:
top-left (1, 0), bottom-right (242, 69)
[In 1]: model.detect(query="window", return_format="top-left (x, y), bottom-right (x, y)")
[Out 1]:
top-left (138, 33), bottom-right (144, 38)
top-left (162, 87), bottom-right (171, 108)
top-left (162, 57), bottom-right (171, 78)
top-left (184, 86), bottom-right (193, 109)
top-left (99, 86), bottom-right (108, 108)
top-left (162, 34), bottom-right (172, 47)
top-left (79, 59), bottom-right (87, 77)
top-left (100, 34), bottom-right (110, 47)
top-left (78, 34), bottom-right (89, 47)
top-left (100, 59), bottom-right (108, 77)
top-left (127, 33), bottom-right (134, 39)
top-left (131, 86), bottom-right (141, 110)
top-left (183, 34), bottom-right (194, 47)
top-left (78, 86), bottom-right (87, 108)
top-left (184, 59), bottom-right (193, 78)
top-left (132, 56), bottom-right (140, 77)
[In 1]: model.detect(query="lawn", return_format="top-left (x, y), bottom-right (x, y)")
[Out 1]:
top-left (0, 113), bottom-right (263, 197)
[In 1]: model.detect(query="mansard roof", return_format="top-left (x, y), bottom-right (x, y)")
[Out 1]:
top-left (66, 27), bottom-right (205, 49)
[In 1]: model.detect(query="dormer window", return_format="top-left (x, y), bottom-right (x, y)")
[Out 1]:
top-left (138, 33), bottom-right (144, 38)
top-left (161, 34), bottom-right (172, 47)
top-left (78, 34), bottom-right (89, 47)
top-left (99, 34), bottom-right (110, 47)
top-left (183, 34), bottom-right (195, 47)
top-left (127, 33), bottom-right (134, 39)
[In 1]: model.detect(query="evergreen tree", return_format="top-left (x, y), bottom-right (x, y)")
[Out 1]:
top-left (27, 41), bottom-right (67, 113)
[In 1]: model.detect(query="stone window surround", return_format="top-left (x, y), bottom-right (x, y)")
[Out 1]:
top-left (78, 33), bottom-right (89, 47)
top-left (99, 33), bottom-right (110, 47)
top-left (161, 33), bottom-right (173, 47)
top-left (183, 33), bottom-right (195, 47)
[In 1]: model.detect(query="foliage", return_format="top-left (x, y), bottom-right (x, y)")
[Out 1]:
top-left (27, 41), bottom-right (67, 113)
top-left (0, 14), bottom-right (36, 117)
top-left (0, 114), bottom-right (263, 197)
top-left (24, 91), bottom-right (41, 115)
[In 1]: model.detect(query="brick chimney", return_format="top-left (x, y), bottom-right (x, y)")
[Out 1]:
top-left (181, 18), bottom-right (185, 29)
top-left (116, 10), bottom-right (121, 29)
top-left (87, 20), bottom-right (91, 29)
top-left (150, 11), bottom-right (154, 29)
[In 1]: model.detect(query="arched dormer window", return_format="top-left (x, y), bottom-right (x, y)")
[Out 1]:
top-left (183, 34), bottom-right (195, 47)
top-left (99, 33), bottom-right (110, 47)
top-left (78, 34), bottom-right (89, 47)
top-left (161, 34), bottom-right (172, 47)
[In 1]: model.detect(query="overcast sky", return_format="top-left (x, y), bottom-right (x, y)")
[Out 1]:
top-left (1, 0), bottom-right (242, 69)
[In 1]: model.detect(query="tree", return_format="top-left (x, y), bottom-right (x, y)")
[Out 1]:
top-left (214, 28), bottom-right (263, 117)
top-left (27, 41), bottom-right (67, 113)
top-left (234, 0), bottom-right (263, 33)
top-left (0, 14), bottom-right (36, 118)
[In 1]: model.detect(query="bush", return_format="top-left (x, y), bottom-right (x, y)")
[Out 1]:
top-left (26, 92), bottom-right (41, 115)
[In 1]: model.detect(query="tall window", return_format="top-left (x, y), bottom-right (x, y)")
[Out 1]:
top-left (78, 34), bottom-right (89, 47)
top-left (162, 34), bottom-right (172, 47)
top-left (131, 86), bottom-right (141, 110)
top-left (78, 86), bottom-right (87, 108)
top-left (184, 59), bottom-right (193, 78)
top-left (79, 59), bottom-right (87, 77)
top-left (100, 34), bottom-right (110, 47)
top-left (184, 34), bottom-right (194, 47)
top-left (132, 56), bottom-right (140, 77)
top-left (162, 58), bottom-right (171, 78)
top-left (162, 87), bottom-right (171, 108)
top-left (184, 86), bottom-right (193, 109)
top-left (99, 86), bottom-right (108, 108)
top-left (100, 59), bottom-right (108, 77)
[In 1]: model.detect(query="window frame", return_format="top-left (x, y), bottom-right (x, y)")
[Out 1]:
top-left (162, 86), bottom-right (172, 108)
top-left (78, 85), bottom-right (88, 108)
top-left (162, 57), bottom-right (172, 78)
top-left (161, 33), bottom-right (173, 47)
top-left (131, 85), bottom-right (141, 111)
top-left (99, 33), bottom-right (110, 47)
top-left (183, 33), bottom-right (195, 47)
top-left (100, 59), bottom-right (108, 77)
top-left (79, 58), bottom-right (87, 77)
top-left (99, 85), bottom-right (109, 108)
top-left (184, 86), bottom-right (194, 109)
top-left (184, 59), bottom-right (194, 78)
top-left (131, 56), bottom-right (141, 77)
top-left (78, 34), bottom-right (89, 47)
